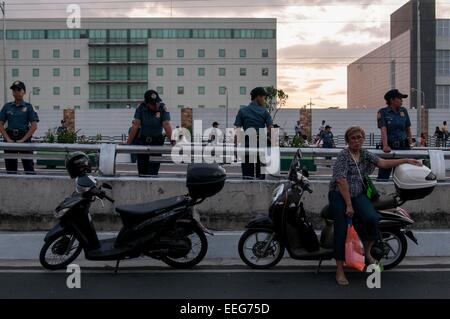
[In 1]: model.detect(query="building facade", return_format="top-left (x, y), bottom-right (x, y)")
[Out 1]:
top-left (0, 18), bottom-right (276, 110)
top-left (348, 0), bottom-right (450, 110)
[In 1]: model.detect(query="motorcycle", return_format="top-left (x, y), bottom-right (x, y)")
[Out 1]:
top-left (238, 149), bottom-right (437, 271)
top-left (39, 155), bottom-right (226, 272)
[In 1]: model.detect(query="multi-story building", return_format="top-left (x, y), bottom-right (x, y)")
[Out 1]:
top-left (0, 18), bottom-right (276, 110)
top-left (348, 0), bottom-right (450, 110)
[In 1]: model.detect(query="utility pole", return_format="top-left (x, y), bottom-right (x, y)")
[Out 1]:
top-left (303, 98), bottom-right (315, 140)
top-left (1, 1), bottom-right (6, 105)
top-left (416, 0), bottom-right (422, 140)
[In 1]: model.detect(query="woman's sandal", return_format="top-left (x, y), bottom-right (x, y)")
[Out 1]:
top-left (336, 276), bottom-right (349, 286)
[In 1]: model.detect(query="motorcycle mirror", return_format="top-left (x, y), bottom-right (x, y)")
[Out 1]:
top-left (102, 183), bottom-right (112, 190)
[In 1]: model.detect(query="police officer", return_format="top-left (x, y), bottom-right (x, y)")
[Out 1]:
top-left (234, 87), bottom-right (273, 180)
top-left (377, 89), bottom-right (412, 180)
top-left (0, 81), bottom-right (39, 174)
top-left (125, 90), bottom-right (175, 176)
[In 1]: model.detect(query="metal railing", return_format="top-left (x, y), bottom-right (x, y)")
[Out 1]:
top-left (0, 142), bottom-right (448, 179)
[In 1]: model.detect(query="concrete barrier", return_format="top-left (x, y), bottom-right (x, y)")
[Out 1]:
top-left (0, 175), bottom-right (449, 231)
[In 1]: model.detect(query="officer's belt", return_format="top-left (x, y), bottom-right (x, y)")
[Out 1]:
top-left (388, 139), bottom-right (408, 149)
top-left (139, 135), bottom-right (163, 144)
top-left (6, 129), bottom-right (28, 138)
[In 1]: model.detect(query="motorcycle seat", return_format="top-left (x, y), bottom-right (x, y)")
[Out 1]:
top-left (116, 196), bottom-right (188, 227)
top-left (372, 195), bottom-right (399, 211)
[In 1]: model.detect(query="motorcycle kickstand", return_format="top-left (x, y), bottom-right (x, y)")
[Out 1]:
top-left (315, 259), bottom-right (323, 275)
top-left (114, 259), bottom-right (121, 275)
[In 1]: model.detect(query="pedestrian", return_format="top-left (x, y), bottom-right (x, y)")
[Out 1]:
top-left (234, 87), bottom-right (273, 180)
top-left (377, 89), bottom-right (412, 180)
top-left (329, 126), bottom-right (422, 285)
top-left (434, 126), bottom-right (444, 147)
top-left (319, 125), bottom-right (335, 161)
top-left (208, 122), bottom-right (220, 144)
top-left (295, 121), bottom-right (301, 136)
top-left (125, 90), bottom-right (175, 176)
top-left (0, 81), bottom-right (39, 174)
top-left (441, 121), bottom-right (448, 147)
top-left (56, 120), bottom-right (68, 135)
top-left (420, 133), bottom-right (427, 147)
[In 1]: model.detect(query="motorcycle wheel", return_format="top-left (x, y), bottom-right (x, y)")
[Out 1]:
top-left (161, 222), bottom-right (208, 269)
top-left (379, 230), bottom-right (408, 270)
top-left (238, 229), bottom-right (285, 269)
top-left (39, 233), bottom-right (83, 270)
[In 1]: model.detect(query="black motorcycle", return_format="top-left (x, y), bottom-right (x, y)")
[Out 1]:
top-left (238, 150), bottom-right (437, 271)
top-left (39, 154), bottom-right (226, 271)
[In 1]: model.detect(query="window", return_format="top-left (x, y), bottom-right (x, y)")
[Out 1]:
top-left (178, 105), bottom-right (185, 109)
top-left (177, 49), bottom-right (184, 58)
top-left (219, 49), bottom-right (226, 58)
top-left (129, 47), bottom-right (148, 62)
top-left (177, 68), bottom-right (185, 76)
top-left (53, 87), bottom-right (60, 96)
top-left (177, 86), bottom-right (185, 95)
top-left (156, 49), bottom-right (164, 58)
top-left (32, 87), bottom-right (40, 96)
top-left (12, 50), bottom-right (19, 59)
top-left (240, 49), bottom-right (247, 58)
top-left (32, 49), bottom-right (39, 59)
top-left (109, 47), bottom-right (127, 62)
top-left (53, 49), bottom-right (60, 58)
top-left (130, 66), bottom-right (147, 80)
top-left (240, 87), bottom-right (247, 95)
top-left (198, 105), bottom-right (205, 109)
top-left (89, 66), bottom-right (108, 80)
top-left (198, 86), bottom-right (205, 95)
top-left (198, 68), bottom-right (205, 76)
top-left (53, 105), bottom-right (60, 110)
top-left (53, 68), bottom-right (60, 77)
top-left (219, 68), bottom-right (226, 76)
top-left (12, 68), bottom-right (19, 77)
top-left (198, 49), bottom-right (205, 58)
top-left (34, 106), bottom-right (40, 110)
top-left (110, 66), bottom-right (128, 80)
top-left (262, 68), bottom-right (269, 76)
top-left (157, 67), bottom-right (164, 76)
top-left (437, 50), bottom-right (450, 77)
top-left (74, 68), bottom-right (81, 77)
top-left (74, 49), bottom-right (81, 58)
top-left (156, 86), bottom-right (164, 95)
top-left (390, 60), bottom-right (396, 89)
top-left (74, 105), bottom-right (81, 110)
top-left (437, 20), bottom-right (450, 37)
top-left (219, 105), bottom-right (226, 108)
top-left (262, 49), bottom-right (269, 58)
top-left (437, 86), bottom-right (450, 109)
top-left (240, 68), bottom-right (247, 76)
top-left (219, 87), bottom-right (226, 95)
top-left (32, 69), bottom-right (40, 77)
top-left (74, 87), bottom-right (81, 95)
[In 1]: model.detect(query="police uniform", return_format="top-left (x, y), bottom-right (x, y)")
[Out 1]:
top-left (320, 128), bottom-right (334, 149)
top-left (234, 87), bottom-right (273, 179)
top-left (377, 89), bottom-right (411, 180)
top-left (0, 81), bottom-right (39, 174)
top-left (133, 92), bottom-right (170, 176)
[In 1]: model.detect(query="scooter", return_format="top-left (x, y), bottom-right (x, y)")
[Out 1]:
top-left (40, 159), bottom-right (226, 271)
top-left (238, 149), bottom-right (437, 271)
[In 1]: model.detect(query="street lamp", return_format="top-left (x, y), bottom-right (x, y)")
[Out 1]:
top-left (29, 87), bottom-right (40, 105)
top-left (1, 1), bottom-right (6, 104)
top-left (224, 87), bottom-right (229, 131)
top-left (416, 1), bottom-right (422, 141)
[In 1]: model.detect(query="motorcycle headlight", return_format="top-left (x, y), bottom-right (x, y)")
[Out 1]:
top-left (54, 207), bottom-right (70, 219)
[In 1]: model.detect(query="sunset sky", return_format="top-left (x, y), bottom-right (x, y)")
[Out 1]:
top-left (5, 0), bottom-right (450, 108)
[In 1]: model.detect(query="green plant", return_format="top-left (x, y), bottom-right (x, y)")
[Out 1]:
top-left (265, 86), bottom-right (289, 119)
top-left (57, 129), bottom-right (80, 144)
top-left (44, 129), bottom-right (56, 143)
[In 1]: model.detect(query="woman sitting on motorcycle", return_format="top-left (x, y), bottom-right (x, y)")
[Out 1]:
top-left (329, 126), bottom-right (421, 286)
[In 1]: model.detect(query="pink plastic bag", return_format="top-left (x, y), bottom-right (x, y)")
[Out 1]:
top-left (344, 219), bottom-right (366, 272)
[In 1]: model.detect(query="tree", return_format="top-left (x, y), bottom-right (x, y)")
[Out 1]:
top-left (265, 86), bottom-right (289, 121)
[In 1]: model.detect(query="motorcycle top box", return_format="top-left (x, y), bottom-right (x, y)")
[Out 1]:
top-left (393, 163), bottom-right (437, 201)
top-left (186, 163), bottom-right (226, 199)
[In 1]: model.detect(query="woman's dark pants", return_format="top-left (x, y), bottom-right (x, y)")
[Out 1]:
top-left (328, 191), bottom-right (379, 261)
